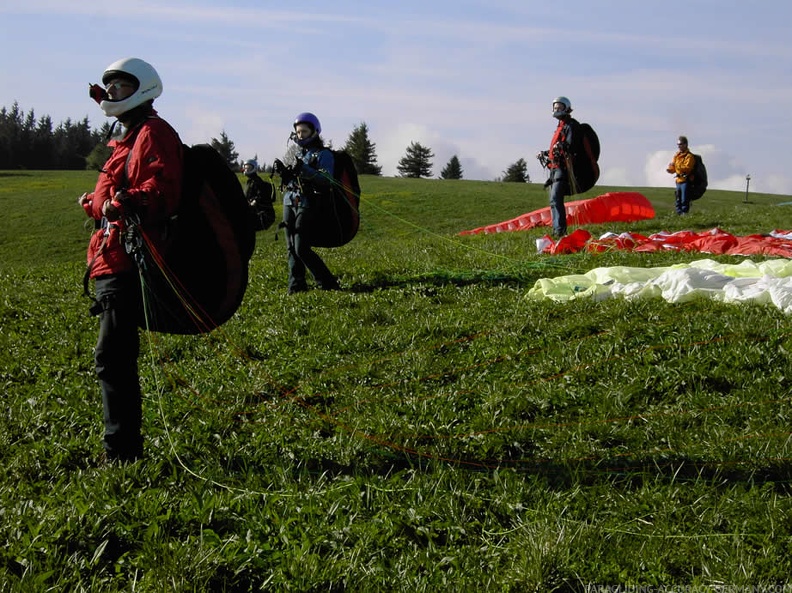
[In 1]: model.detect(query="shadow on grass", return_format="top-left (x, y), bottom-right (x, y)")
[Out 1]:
top-left (288, 450), bottom-right (792, 492)
top-left (532, 456), bottom-right (792, 490)
top-left (348, 266), bottom-right (565, 293)
top-left (0, 171), bottom-right (34, 177)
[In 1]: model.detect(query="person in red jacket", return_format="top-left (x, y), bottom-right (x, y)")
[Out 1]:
top-left (537, 96), bottom-right (580, 237)
top-left (78, 57), bottom-right (183, 462)
top-left (666, 135), bottom-right (696, 215)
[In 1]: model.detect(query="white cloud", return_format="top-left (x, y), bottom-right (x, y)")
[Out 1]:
top-left (645, 150), bottom-right (675, 189)
top-left (642, 144), bottom-right (792, 195)
top-left (1, 1), bottom-right (791, 195)
top-left (600, 167), bottom-right (634, 188)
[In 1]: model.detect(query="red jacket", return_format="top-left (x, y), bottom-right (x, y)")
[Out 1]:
top-left (548, 118), bottom-right (574, 169)
top-left (83, 113), bottom-right (183, 278)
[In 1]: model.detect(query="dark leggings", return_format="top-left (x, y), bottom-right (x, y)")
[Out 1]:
top-left (283, 205), bottom-right (337, 291)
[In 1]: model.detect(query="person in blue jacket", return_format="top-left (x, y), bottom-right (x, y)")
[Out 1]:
top-left (273, 112), bottom-right (340, 294)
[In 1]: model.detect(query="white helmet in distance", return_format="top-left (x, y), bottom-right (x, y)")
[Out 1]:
top-left (98, 57), bottom-right (163, 117)
top-left (243, 159), bottom-right (258, 176)
top-left (552, 96), bottom-right (572, 119)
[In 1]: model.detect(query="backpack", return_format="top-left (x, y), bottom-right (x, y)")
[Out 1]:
top-left (689, 153), bottom-right (708, 200)
top-left (310, 149), bottom-right (361, 248)
top-left (134, 144), bottom-right (256, 334)
top-left (567, 120), bottom-right (600, 195)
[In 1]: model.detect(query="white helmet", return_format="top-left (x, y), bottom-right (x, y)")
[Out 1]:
top-left (552, 96), bottom-right (572, 119)
top-left (97, 57), bottom-right (162, 117)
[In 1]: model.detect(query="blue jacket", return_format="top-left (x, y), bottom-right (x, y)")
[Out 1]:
top-left (282, 143), bottom-right (335, 208)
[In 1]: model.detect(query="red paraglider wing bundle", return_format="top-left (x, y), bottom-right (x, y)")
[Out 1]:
top-left (459, 191), bottom-right (655, 236)
top-left (538, 228), bottom-right (792, 258)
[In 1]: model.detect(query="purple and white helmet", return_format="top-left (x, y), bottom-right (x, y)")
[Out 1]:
top-left (293, 112), bottom-right (321, 146)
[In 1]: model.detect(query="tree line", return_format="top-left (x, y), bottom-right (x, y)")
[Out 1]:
top-left (0, 102), bottom-right (109, 170)
top-left (0, 102), bottom-right (531, 182)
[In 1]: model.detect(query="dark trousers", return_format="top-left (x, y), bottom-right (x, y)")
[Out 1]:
top-left (549, 168), bottom-right (570, 237)
top-left (283, 204), bottom-right (337, 292)
top-left (94, 273), bottom-right (143, 460)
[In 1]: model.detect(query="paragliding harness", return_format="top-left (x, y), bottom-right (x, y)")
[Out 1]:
top-left (276, 148), bottom-right (361, 249)
top-left (84, 128), bottom-right (255, 335)
top-left (688, 153), bottom-right (708, 201)
top-left (539, 119), bottom-right (600, 196)
top-left (246, 173), bottom-right (277, 231)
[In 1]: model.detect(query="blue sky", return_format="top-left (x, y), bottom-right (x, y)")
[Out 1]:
top-left (1, 0), bottom-right (791, 194)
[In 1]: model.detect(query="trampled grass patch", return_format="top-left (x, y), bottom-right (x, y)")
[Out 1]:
top-left (1, 171), bottom-right (792, 589)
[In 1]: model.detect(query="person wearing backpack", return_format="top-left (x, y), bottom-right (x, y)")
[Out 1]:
top-left (78, 57), bottom-right (183, 462)
top-left (272, 112), bottom-right (340, 294)
top-left (666, 135), bottom-right (696, 214)
top-left (537, 96), bottom-right (580, 238)
top-left (242, 159), bottom-right (276, 231)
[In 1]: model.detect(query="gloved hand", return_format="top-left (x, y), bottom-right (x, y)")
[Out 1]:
top-left (543, 178), bottom-right (553, 189)
top-left (272, 159), bottom-right (297, 187)
top-left (273, 159), bottom-right (296, 184)
top-left (552, 142), bottom-right (567, 160)
top-left (291, 158), bottom-right (303, 174)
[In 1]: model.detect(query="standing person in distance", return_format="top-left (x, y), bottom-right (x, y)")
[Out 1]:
top-left (537, 96), bottom-right (579, 238)
top-left (666, 135), bottom-right (696, 215)
top-left (272, 112), bottom-right (340, 294)
top-left (78, 57), bottom-right (183, 462)
top-left (242, 159), bottom-right (276, 231)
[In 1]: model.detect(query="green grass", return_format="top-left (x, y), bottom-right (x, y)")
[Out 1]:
top-left (2, 170), bottom-right (792, 590)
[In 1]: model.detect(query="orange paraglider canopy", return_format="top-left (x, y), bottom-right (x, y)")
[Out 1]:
top-left (458, 191), bottom-right (655, 236)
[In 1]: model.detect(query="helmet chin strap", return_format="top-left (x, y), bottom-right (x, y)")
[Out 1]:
top-left (290, 131), bottom-right (319, 148)
top-left (104, 120), bottom-right (120, 141)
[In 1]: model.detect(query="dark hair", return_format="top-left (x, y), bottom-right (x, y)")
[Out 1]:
top-left (677, 135), bottom-right (688, 145)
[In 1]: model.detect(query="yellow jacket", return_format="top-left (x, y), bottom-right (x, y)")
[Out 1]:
top-left (667, 150), bottom-right (696, 184)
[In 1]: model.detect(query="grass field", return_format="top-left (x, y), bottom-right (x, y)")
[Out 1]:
top-left (2, 169), bottom-right (792, 591)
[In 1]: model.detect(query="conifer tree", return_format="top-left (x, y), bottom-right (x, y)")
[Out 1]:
top-left (343, 122), bottom-right (382, 176)
top-left (397, 141), bottom-right (434, 178)
top-left (211, 130), bottom-right (239, 169)
top-left (440, 155), bottom-right (463, 179)
top-left (0, 102), bottom-right (116, 169)
top-left (85, 122), bottom-right (118, 171)
top-left (502, 158), bottom-right (530, 182)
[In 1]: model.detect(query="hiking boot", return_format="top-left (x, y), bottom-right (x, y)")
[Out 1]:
top-left (319, 280), bottom-right (341, 291)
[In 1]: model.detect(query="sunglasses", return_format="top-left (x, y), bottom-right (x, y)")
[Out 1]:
top-left (105, 81), bottom-right (135, 92)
